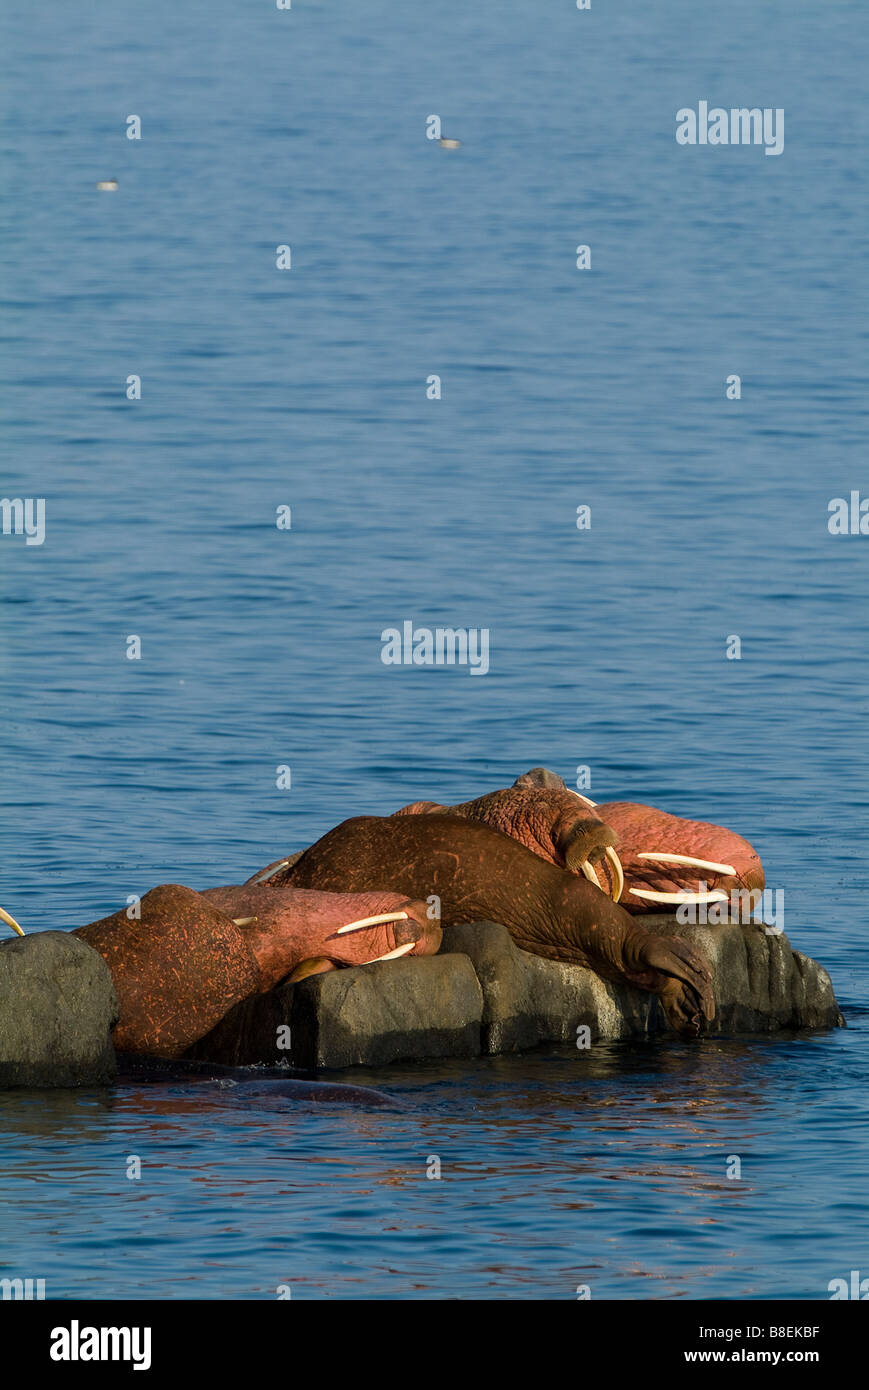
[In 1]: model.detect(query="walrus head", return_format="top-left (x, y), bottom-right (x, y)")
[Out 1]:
top-left (513, 767), bottom-right (763, 913)
top-left (73, 882), bottom-right (441, 1057)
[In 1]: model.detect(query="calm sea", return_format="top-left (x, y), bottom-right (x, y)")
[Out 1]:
top-left (1, 0), bottom-right (867, 1298)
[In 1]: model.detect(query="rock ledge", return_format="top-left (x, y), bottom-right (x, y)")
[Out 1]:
top-left (186, 916), bottom-right (844, 1069)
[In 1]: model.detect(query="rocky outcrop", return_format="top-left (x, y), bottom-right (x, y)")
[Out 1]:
top-left (184, 916), bottom-right (843, 1069)
top-left (186, 953), bottom-right (484, 1068)
top-left (440, 917), bottom-right (844, 1053)
top-left (1, 916), bottom-right (843, 1081)
top-left (0, 932), bottom-right (118, 1087)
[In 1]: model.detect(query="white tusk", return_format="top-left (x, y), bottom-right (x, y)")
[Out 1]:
top-left (335, 911), bottom-right (409, 936)
top-left (637, 851), bottom-right (737, 876)
top-left (570, 790), bottom-right (598, 809)
top-left (580, 859), bottom-right (602, 889)
top-left (360, 942), bottom-right (416, 964)
top-left (605, 846), bottom-right (624, 902)
top-left (249, 860), bottom-right (290, 884)
top-left (629, 887), bottom-right (729, 904)
top-left (232, 917), bottom-right (257, 927)
top-left (0, 905), bottom-right (26, 937)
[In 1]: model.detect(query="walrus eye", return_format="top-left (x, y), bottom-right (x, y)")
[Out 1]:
top-left (334, 911), bottom-right (410, 936)
top-left (0, 904), bottom-right (25, 937)
top-left (636, 851), bottom-right (737, 876)
top-left (630, 888), bottom-right (729, 905)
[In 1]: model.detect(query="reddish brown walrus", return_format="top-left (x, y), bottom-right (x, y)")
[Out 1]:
top-left (73, 884), bottom-right (440, 1058)
top-left (394, 767), bottom-right (765, 914)
top-left (265, 815), bottom-right (715, 1036)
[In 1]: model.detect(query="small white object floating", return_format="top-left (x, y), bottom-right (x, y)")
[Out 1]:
top-left (439, 137), bottom-right (461, 150)
top-left (96, 180), bottom-right (119, 191)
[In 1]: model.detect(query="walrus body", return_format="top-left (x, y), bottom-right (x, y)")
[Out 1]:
top-left (74, 883), bottom-right (438, 1058)
top-left (395, 768), bottom-right (764, 912)
top-left (394, 786), bottom-right (617, 875)
top-left (593, 800), bottom-right (764, 908)
top-left (273, 814), bottom-right (715, 1035)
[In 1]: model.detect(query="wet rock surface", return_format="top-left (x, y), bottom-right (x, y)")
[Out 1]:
top-left (0, 931), bottom-right (118, 1087)
top-left (2, 917), bottom-right (843, 1082)
top-left (185, 916), bottom-right (843, 1069)
top-left (186, 952), bottom-right (483, 1068)
top-left (441, 916), bottom-right (844, 1052)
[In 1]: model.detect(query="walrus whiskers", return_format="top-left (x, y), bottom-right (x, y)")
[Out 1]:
top-left (0, 905), bottom-right (25, 937)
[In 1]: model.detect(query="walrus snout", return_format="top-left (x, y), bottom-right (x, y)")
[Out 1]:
top-left (561, 819), bottom-right (625, 902)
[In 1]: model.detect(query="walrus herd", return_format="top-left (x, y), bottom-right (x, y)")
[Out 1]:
top-left (4, 767), bottom-right (765, 1058)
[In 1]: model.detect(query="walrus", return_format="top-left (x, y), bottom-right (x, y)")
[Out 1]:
top-left (73, 883), bottom-right (440, 1058)
top-left (393, 767), bottom-right (765, 913)
top-left (119, 1059), bottom-right (403, 1110)
top-left (265, 814), bottom-right (715, 1036)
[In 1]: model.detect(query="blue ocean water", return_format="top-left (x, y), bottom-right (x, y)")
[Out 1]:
top-left (1, 0), bottom-right (867, 1299)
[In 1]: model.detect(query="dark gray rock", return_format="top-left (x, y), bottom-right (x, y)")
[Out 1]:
top-left (186, 915), bottom-right (843, 1069)
top-left (440, 921), bottom-right (653, 1050)
top-left (187, 953), bottom-right (483, 1069)
top-left (0, 931), bottom-right (118, 1087)
top-left (441, 916), bottom-right (844, 1052)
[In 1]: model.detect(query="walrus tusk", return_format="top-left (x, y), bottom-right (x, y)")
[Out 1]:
top-left (629, 887), bottom-right (729, 905)
top-left (580, 851), bottom-right (624, 904)
top-left (0, 905), bottom-right (25, 937)
top-left (637, 851), bottom-right (737, 876)
top-left (580, 859), bottom-right (602, 889)
top-left (232, 917), bottom-right (258, 927)
top-left (360, 942), bottom-right (416, 964)
top-left (335, 911), bottom-right (410, 936)
top-left (570, 790), bottom-right (598, 809)
top-left (248, 860), bottom-right (291, 884)
top-left (605, 846), bottom-right (625, 902)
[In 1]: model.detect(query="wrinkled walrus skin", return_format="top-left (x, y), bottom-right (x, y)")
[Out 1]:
top-left (268, 815), bottom-right (715, 1037)
top-left (395, 767), bottom-right (764, 912)
top-left (74, 883), bottom-right (439, 1058)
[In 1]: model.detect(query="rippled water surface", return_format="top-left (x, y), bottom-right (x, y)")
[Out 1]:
top-left (1, 0), bottom-right (867, 1298)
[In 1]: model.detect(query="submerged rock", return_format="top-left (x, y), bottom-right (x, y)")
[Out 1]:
top-left (0, 932), bottom-right (118, 1088)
